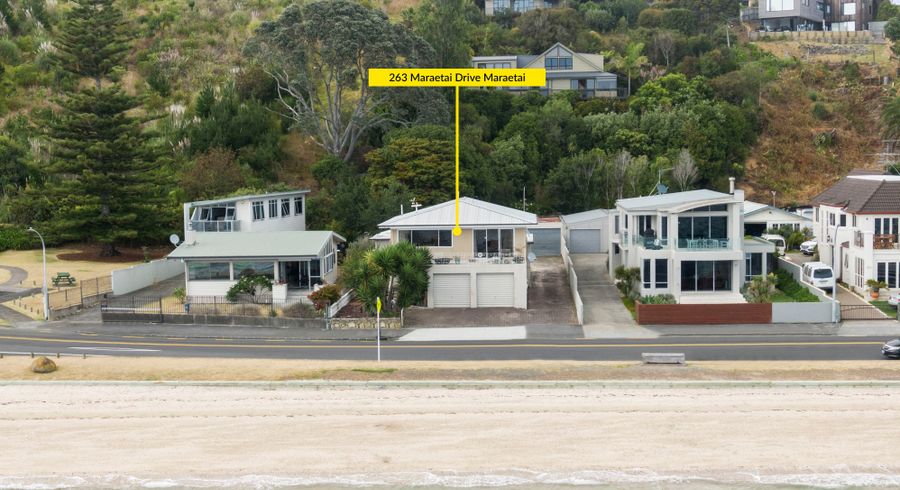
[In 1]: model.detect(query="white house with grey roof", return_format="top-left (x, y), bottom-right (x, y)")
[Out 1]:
top-left (471, 43), bottom-right (619, 98)
top-left (609, 188), bottom-right (775, 304)
top-left (742, 200), bottom-right (812, 236)
top-left (379, 197), bottom-right (537, 309)
top-left (170, 190), bottom-right (343, 302)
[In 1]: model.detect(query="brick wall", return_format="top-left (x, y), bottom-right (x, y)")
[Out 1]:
top-left (636, 303), bottom-right (772, 325)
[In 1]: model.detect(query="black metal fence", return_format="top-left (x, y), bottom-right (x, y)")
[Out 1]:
top-left (101, 295), bottom-right (323, 322)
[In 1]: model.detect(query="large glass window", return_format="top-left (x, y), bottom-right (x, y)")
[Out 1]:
top-left (878, 262), bottom-right (900, 288)
top-left (281, 199), bottom-right (291, 218)
top-left (655, 259), bottom-right (668, 289)
top-left (252, 201), bottom-right (264, 221)
top-left (294, 197), bottom-right (304, 215)
top-left (309, 259), bottom-right (322, 286)
top-left (767, 0), bottom-right (794, 11)
top-left (268, 199), bottom-right (278, 219)
top-left (188, 262), bottom-right (230, 281)
top-left (681, 260), bottom-right (733, 292)
top-left (643, 259), bottom-right (651, 289)
top-left (745, 253), bottom-right (763, 281)
top-left (402, 230), bottom-right (452, 247)
top-left (842, 2), bottom-right (856, 15)
top-left (677, 216), bottom-right (729, 248)
top-left (233, 261), bottom-right (275, 280)
top-left (545, 57), bottom-right (573, 70)
top-left (475, 229), bottom-right (514, 256)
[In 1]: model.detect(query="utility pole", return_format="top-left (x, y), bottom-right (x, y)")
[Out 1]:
top-left (522, 186), bottom-right (526, 211)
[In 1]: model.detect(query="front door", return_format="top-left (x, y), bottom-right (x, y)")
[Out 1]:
top-left (284, 262), bottom-right (300, 289)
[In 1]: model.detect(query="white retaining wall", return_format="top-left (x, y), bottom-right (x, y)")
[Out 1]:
top-left (561, 237), bottom-right (584, 325)
top-left (111, 259), bottom-right (184, 296)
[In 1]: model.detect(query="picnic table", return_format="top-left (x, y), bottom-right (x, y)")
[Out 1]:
top-left (52, 272), bottom-right (76, 287)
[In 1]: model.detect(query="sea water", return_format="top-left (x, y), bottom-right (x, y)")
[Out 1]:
top-left (3, 470), bottom-right (900, 490)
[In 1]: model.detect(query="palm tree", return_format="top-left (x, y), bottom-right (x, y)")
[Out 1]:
top-left (341, 241), bottom-right (432, 314)
top-left (612, 42), bottom-right (649, 97)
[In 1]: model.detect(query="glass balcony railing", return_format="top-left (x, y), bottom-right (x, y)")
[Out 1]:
top-left (677, 238), bottom-right (730, 250)
top-left (190, 220), bottom-right (239, 232)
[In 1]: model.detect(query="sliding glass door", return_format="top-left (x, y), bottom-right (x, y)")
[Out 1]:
top-left (680, 260), bottom-right (732, 292)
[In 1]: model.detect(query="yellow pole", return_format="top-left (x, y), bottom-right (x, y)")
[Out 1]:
top-left (453, 86), bottom-right (462, 237)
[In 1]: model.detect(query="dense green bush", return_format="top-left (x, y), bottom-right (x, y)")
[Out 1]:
top-left (639, 294), bottom-right (676, 304)
top-left (0, 225), bottom-right (34, 252)
top-left (774, 269), bottom-right (819, 302)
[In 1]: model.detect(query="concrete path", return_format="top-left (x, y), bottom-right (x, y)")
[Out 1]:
top-left (398, 326), bottom-right (527, 342)
top-left (0, 265), bottom-right (27, 287)
top-left (570, 254), bottom-right (657, 339)
top-left (0, 266), bottom-right (38, 302)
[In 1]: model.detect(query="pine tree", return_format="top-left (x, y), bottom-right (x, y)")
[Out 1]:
top-left (55, 0), bottom-right (129, 88)
top-left (43, 88), bottom-right (166, 256)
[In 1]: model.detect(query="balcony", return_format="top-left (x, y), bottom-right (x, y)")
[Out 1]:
top-left (190, 220), bottom-right (240, 233)
top-left (677, 238), bottom-right (731, 250)
top-left (740, 7), bottom-right (759, 22)
top-left (430, 253), bottom-right (526, 265)
top-left (874, 234), bottom-right (900, 251)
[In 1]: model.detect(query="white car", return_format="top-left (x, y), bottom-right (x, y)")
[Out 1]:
top-left (801, 261), bottom-right (835, 292)
top-left (889, 291), bottom-right (900, 307)
top-left (800, 240), bottom-right (817, 256)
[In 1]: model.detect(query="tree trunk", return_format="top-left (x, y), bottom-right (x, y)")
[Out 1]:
top-left (100, 243), bottom-right (120, 257)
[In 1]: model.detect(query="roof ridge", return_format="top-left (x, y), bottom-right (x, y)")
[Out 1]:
top-left (460, 197), bottom-right (532, 221)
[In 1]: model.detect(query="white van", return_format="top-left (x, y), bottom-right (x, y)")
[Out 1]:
top-left (761, 234), bottom-right (786, 254)
top-left (801, 262), bottom-right (835, 292)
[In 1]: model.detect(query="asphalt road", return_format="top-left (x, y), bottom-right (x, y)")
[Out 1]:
top-left (0, 330), bottom-right (894, 361)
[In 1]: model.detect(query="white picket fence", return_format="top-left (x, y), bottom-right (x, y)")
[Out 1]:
top-left (328, 289), bottom-right (354, 318)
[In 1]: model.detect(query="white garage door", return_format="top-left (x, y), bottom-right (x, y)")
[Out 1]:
top-left (569, 229), bottom-right (603, 254)
top-left (432, 274), bottom-right (471, 308)
top-left (476, 273), bottom-right (515, 307)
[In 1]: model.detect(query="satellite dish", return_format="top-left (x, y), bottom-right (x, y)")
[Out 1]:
top-left (657, 183), bottom-right (669, 195)
top-left (169, 234), bottom-right (181, 246)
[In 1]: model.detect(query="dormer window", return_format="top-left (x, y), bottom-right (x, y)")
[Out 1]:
top-left (545, 56), bottom-right (573, 70)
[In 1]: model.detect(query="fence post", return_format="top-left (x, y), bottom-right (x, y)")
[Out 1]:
top-left (80, 281), bottom-right (84, 307)
top-left (213, 296), bottom-right (217, 315)
top-left (159, 297), bottom-right (164, 323)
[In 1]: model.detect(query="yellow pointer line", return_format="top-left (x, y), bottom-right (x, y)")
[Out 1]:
top-left (0, 335), bottom-right (881, 351)
top-left (453, 85), bottom-right (461, 237)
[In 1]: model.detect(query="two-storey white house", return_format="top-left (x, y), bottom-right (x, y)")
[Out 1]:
top-left (378, 197), bottom-right (537, 309)
top-left (608, 187), bottom-right (775, 304)
top-left (810, 173), bottom-right (900, 294)
top-left (169, 190), bottom-right (344, 301)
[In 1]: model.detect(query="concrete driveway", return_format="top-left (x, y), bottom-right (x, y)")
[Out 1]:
top-left (570, 254), bottom-right (657, 339)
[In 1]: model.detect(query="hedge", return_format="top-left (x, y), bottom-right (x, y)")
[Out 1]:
top-left (0, 225), bottom-right (35, 252)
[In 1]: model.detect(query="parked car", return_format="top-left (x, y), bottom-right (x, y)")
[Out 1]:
top-left (800, 240), bottom-right (817, 256)
top-left (801, 261), bottom-right (835, 292)
top-left (882, 339), bottom-right (900, 359)
top-left (762, 234), bottom-right (786, 254)
top-left (888, 291), bottom-right (900, 307)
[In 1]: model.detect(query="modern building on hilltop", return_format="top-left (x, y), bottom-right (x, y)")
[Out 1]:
top-left (378, 197), bottom-right (538, 309)
top-left (752, 0), bottom-right (876, 32)
top-left (484, 0), bottom-right (558, 16)
top-left (608, 187), bottom-right (775, 304)
top-left (471, 43), bottom-right (619, 98)
top-left (810, 172), bottom-right (900, 294)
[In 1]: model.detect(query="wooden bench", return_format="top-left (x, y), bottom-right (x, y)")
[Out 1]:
top-left (52, 272), bottom-right (76, 287)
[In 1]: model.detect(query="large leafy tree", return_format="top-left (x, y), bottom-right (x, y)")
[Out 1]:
top-left (245, 1), bottom-right (434, 162)
top-left (42, 88), bottom-right (167, 256)
top-left (411, 0), bottom-right (474, 68)
top-left (54, 0), bottom-right (129, 89)
top-left (612, 42), bottom-right (649, 97)
top-left (0, 135), bottom-right (29, 195)
top-left (365, 125), bottom-right (455, 205)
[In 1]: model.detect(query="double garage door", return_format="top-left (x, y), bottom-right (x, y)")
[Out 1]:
top-left (431, 273), bottom-right (515, 308)
top-left (569, 228), bottom-right (603, 254)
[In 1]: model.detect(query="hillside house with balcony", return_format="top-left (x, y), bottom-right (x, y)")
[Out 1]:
top-left (810, 173), bottom-right (900, 294)
top-left (378, 197), bottom-right (537, 309)
top-left (484, 0), bottom-right (558, 16)
top-left (608, 189), bottom-right (775, 304)
top-left (471, 43), bottom-right (620, 98)
top-left (170, 190), bottom-right (344, 302)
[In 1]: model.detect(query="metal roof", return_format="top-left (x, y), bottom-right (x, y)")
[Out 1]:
top-left (167, 231), bottom-right (343, 260)
top-left (811, 175), bottom-right (900, 213)
top-left (617, 190), bottom-right (736, 212)
top-left (379, 197), bottom-right (537, 228)
top-left (188, 189), bottom-right (310, 207)
top-left (560, 208), bottom-right (610, 225)
top-left (370, 230), bottom-right (391, 241)
top-left (743, 201), bottom-right (811, 223)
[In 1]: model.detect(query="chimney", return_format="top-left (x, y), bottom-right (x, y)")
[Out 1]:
top-left (728, 177), bottom-right (735, 194)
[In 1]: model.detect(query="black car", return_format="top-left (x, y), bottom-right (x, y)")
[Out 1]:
top-left (882, 339), bottom-right (900, 358)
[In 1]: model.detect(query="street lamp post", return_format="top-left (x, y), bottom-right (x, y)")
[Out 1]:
top-left (26, 227), bottom-right (49, 321)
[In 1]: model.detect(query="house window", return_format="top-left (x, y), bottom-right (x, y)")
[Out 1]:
top-left (401, 230), bottom-right (452, 247)
top-left (839, 214), bottom-right (846, 227)
top-left (187, 262), bottom-right (231, 281)
top-left (233, 261), bottom-right (275, 280)
top-left (655, 259), bottom-right (668, 289)
top-left (324, 240), bottom-right (335, 274)
top-left (661, 216), bottom-right (668, 240)
top-left (855, 257), bottom-right (865, 289)
top-left (842, 2), bottom-right (856, 15)
top-left (745, 253), bottom-right (763, 281)
top-left (677, 216), bottom-right (729, 247)
top-left (268, 199), bottom-right (278, 219)
top-left (252, 201), bottom-right (264, 221)
top-left (614, 215), bottom-right (620, 233)
top-left (815, 208), bottom-right (819, 222)
top-left (875, 218), bottom-right (899, 240)
top-left (309, 258), bottom-right (322, 287)
top-left (545, 56), bottom-right (573, 70)
top-left (280, 199), bottom-right (291, 218)
top-left (294, 197), bottom-right (304, 215)
top-left (829, 213), bottom-right (835, 226)
top-left (877, 261), bottom-right (900, 288)
top-left (767, 0), bottom-right (794, 11)
top-left (475, 229), bottom-right (514, 257)
top-left (852, 215), bottom-right (857, 227)
top-left (643, 259), bottom-right (651, 289)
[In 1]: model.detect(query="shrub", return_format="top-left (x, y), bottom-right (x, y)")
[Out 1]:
top-left (172, 287), bottom-right (186, 304)
top-left (225, 274), bottom-right (272, 303)
top-left (811, 102), bottom-right (830, 120)
top-left (639, 294), bottom-right (676, 304)
top-left (614, 266), bottom-right (641, 300)
top-left (0, 225), bottom-right (34, 252)
top-left (743, 274), bottom-right (777, 303)
top-left (308, 283), bottom-right (342, 311)
top-left (774, 269), bottom-right (819, 302)
top-left (0, 39), bottom-right (21, 65)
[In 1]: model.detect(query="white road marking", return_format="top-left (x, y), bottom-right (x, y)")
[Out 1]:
top-left (68, 347), bottom-right (161, 352)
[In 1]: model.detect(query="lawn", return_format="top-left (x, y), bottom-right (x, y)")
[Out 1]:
top-left (870, 301), bottom-right (898, 319)
top-left (0, 245), bottom-right (164, 287)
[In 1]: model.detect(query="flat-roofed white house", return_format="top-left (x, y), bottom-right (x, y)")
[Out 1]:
top-left (170, 190), bottom-right (343, 302)
top-left (183, 190), bottom-right (308, 242)
top-left (471, 43), bottom-right (619, 98)
top-left (378, 197), bottom-right (538, 309)
top-left (742, 200), bottom-right (813, 236)
top-left (484, 0), bottom-right (558, 16)
top-left (608, 188), bottom-right (775, 304)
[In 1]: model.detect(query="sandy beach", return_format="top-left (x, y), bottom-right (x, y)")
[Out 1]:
top-left (2, 381), bottom-right (900, 487)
